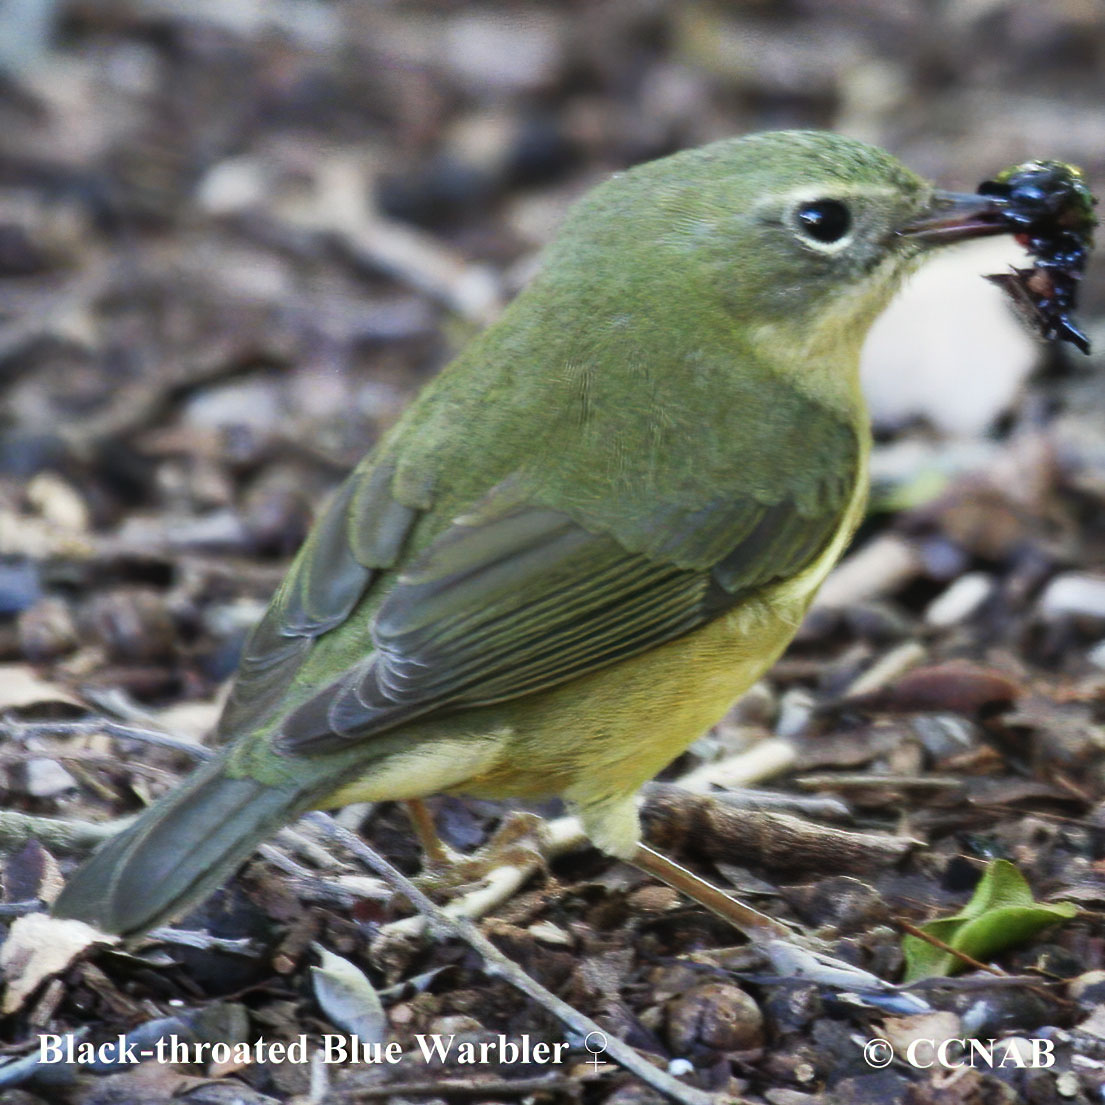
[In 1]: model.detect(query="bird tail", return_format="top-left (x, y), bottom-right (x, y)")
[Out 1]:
top-left (52, 755), bottom-right (307, 937)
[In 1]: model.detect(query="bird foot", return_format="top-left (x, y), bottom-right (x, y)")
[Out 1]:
top-left (406, 802), bottom-right (551, 897)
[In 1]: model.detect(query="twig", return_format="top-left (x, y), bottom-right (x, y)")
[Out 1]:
top-left (145, 927), bottom-right (260, 956)
top-left (897, 918), bottom-right (1006, 976)
top-left (642, 787), bottom-right (916, 874)
top-left (813, 533), bottom-right (922, 609)
top-left (837, 640), bottom-right (926, 699)
top-left (0, 810), bottom-right (133, 852)
top-left (0, 717), bottom-right (212, 761)
top-left (257, 844), bottom-right (390, 906)
top-left (279, 153), bottom-right (504, 324)
top-left (672, 737), bottom-right (797, 794)
top-left (0, 746), bottom-right (178, 784)
top-left (304, 813), bottom-right (724, 1105)
top-left (273, 825), bottom-right (353, 872)
top-left (793, 773), bottom-right (965, 793)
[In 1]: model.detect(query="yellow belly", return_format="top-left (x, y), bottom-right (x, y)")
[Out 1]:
top-left (322, 460), bottom-right (869, 848)
top-left (321, 581), bottom-right (803, 828)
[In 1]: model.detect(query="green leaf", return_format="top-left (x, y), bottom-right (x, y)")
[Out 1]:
top-left (902, 860), bottom-right (1077, 982)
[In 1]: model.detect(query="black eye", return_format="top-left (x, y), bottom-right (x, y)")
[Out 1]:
top-left (794, 199), bottom-right (852, 243)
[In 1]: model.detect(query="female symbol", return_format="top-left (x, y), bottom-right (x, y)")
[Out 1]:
top-left (583, 1031), bottom-right (608, 1072)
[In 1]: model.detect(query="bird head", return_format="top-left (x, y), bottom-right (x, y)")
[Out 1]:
top-left (542, 130), bottom-right (1009, 399)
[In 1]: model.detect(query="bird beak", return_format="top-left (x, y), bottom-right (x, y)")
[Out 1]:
top-left (898, 190), bottom-right (1009, 244)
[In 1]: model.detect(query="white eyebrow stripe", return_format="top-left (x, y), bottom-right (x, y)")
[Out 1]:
top-left (750, 182), bottom-right (905, 218)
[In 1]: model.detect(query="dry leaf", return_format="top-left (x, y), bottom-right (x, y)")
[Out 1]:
top-left (0, 665), bottom-right (82, 710)
top-left (0, 913), bottom-right (118, 1014)
top-left (311, 944), bottom-right (387, 1044)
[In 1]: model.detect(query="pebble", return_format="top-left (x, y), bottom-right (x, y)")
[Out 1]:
top-left (18, 596), bottom-right (77, 661)
top-left (775, 688), bottom-right (816, 740)
top-left (87, 589), bottom-right (176, 662)
top-left (0, 561), bottom-right (41, 616)
top-left (443, 10), bottom-right (563, 92)
top-left (1039, 573), bottom-right (1105, 622)
top-left (24, 757), bottom-right (78, 798)
top-left (924, 572), bottom-right (995, 628)
top-left (182, 378), bottom-right (283, 433)
top-left (666, 981), bottom-right (764, 1053)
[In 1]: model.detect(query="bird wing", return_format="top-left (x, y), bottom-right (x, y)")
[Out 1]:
top-left (274, 428), bottom-right (859, 754)
top-left (214, 461), bottom-right (420, 740)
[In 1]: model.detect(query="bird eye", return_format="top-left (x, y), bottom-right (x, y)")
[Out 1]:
top-left (794, 199), bottom-right (852, 244)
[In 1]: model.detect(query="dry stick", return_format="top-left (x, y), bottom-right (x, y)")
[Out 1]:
top-left (304, 813), bottom-right (725, 1105)
top-left (0, 716), bottom-right (213, 760)
top-left (897, 919), bottom-right (1006, 977)
top-left (0, 810), bottom-right (132, 852)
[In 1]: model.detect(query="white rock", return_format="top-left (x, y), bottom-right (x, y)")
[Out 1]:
top-left (24, 757), bottom-right (77, 797)
top-left (196, 156), bottom-right (266, 215)
top-left (924, 572), bottom-right (995, 628)
top-left (183, 379), bottom-right (283, 432)
top-left (444, 11), bottom-right (562, 92)
top-left (1039, 574), bottom-right (1105, 621)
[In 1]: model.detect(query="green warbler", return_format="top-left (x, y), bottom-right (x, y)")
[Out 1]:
top-left (54, 130), bottom-right (1015, 936)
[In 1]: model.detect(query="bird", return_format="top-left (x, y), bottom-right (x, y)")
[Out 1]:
top-left (53, 130), bottom-right (1010, 938)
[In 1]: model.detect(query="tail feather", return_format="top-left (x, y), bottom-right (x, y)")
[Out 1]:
top-left (52, 756), bottom-right (304, 936)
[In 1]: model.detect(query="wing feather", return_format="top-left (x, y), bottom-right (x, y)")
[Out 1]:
top-left (277, 456), bottom-right (856, 755)
top-left (215, 460), bottom-right (419, 740)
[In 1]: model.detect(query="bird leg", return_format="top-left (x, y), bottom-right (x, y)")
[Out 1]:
top-left (405, 799), bottom-right (796, 942)
top-left (402, 800), bottom-right (551, 892)
top-left (404, 798), bottom-right (461, 869)
top-left (631, 842), bottom-right (798, 944)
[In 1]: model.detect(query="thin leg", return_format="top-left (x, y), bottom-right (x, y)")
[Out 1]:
top-left (404, 798), bottom-right (454, 868)
top-left (631, 842), bottom-right (796, 943)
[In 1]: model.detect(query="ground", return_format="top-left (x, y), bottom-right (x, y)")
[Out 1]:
top-left (2, 2), bottom-right (1105, 1103)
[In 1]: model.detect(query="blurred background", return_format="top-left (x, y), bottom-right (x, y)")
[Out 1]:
top-left (4, 5), bottom-right (1105, 1100)
top-left (3, 0), bottom-right (1104, 734)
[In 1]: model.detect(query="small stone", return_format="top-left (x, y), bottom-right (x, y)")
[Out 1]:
top-left (1039, 573), bottom-right (1105, 622)
top-left (183, 378), bottom-right (283, 434)
top-left (785, 876), bottom-right (889, 930)
top-left (527, 920), bottom-right (574, 946)
top-left (26, 472), bottom-right (90, 532)
top-left (196, 155), bottom-right (267, 214)
top-left (24, 757), bottom-right (77, 798)
top-left (1069, 970), bottom-right (1105, 1006)
top-left (1056, 1070), bottom-right (1080, 1096)
top-left (0, 561), bottom-right (42, 617)
top-left (627, 885), bottom-right (681, 914)
top-left (775, 688), bottom-right (816, 739)
top-left (86, 589), bottom-right (176, 663)
top-left (666, 982), bottom-right (764, 1054)
top-left (910, 714), bottom-right (979, 762)
top-left (18, 597), bottom-right (77, 662)
top-left (443, 11), bottom-right (563, 92)
top-left (924, 572), bottom-right (995, 628)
